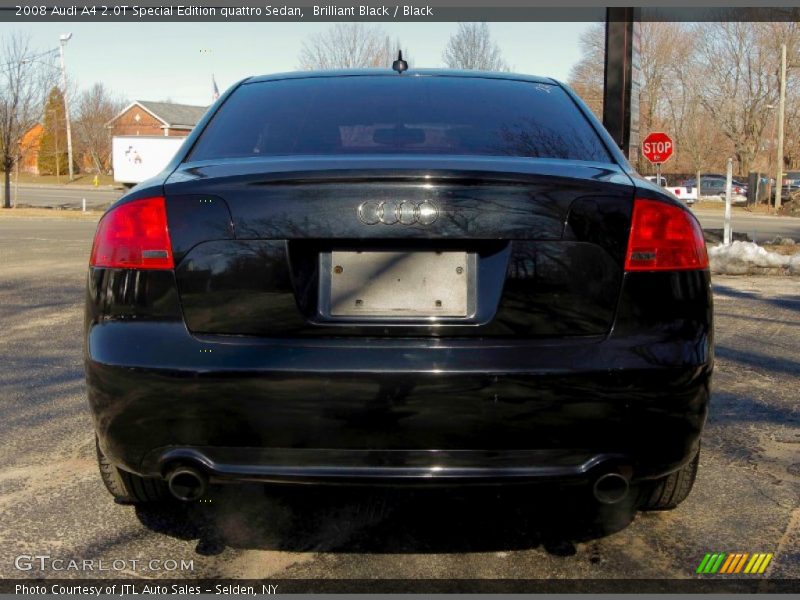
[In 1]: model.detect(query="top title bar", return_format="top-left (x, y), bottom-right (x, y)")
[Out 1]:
top-left (2, 2), bottom-right (800, 22)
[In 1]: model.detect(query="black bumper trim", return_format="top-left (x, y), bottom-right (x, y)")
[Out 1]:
top-left (146, 447), bottom-right (631, 485)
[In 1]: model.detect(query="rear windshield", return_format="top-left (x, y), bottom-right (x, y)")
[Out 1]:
top-left (188, 76), bottom-right (611, 163)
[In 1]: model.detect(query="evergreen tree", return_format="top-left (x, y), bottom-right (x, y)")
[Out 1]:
top-left (38, 87), bottom-right (69, 177)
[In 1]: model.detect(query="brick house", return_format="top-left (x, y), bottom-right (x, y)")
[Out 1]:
top-left (18, 123), bottom-right (44, 174)
top-left (106, 100), bottom-right (208, 137)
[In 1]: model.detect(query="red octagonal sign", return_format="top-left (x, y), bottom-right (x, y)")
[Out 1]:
top-left (642, 132), bottom-right (674, 164)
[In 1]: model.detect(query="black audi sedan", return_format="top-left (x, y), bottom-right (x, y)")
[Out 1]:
top-left (85, 69), bottom-right (712, 510)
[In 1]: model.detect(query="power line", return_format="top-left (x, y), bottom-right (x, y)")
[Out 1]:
top-left (0, 48), bottom-right (58, 73)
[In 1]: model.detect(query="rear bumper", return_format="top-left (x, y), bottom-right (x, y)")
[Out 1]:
top-left (145, 447), bottom-right (630, 485)
top-left (86, 321), bottom-right (711, 484)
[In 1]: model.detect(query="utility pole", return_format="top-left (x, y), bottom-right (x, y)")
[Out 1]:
top-left (775, 44), bottom-right (787, 211)
top-left (14, 146), bottom-right (19, 208)
top-left (51, 109), bottom-right (60, 183)
top-left (603, 8), bottom-right (641, 162)
top-left (59, 33), bottom-right (74, 181)
top-left (765, 104), bottom-right (776, 202)
top-left (724, 158), bottom-right (733, 245)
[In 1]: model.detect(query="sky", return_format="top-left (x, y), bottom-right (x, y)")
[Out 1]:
top-left (0, 21), bottom-right (594, 106)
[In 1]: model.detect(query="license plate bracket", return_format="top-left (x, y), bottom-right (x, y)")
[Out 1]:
top-left (319, 250), bottom-right (475, 319)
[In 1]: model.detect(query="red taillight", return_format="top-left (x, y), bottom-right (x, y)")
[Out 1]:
top-left (625, 198), bottom-right (708, 271)
top-left (90, 197), bottom-right (174, 269)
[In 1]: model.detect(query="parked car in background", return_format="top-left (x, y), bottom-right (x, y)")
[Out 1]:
top-left (774, 181), bottom-right (800, 201)
top-left (782, 171), bottom-right (800, 186)
top-left (663, 182), bottom-right (696, 205)
top-left (681, 175), bottom-right (747, 188)
top-left (641, 176), bottom-right (702, 205)
top-left (644, 175), bottom-right (669, 187)
top-left (777, 171), bottom-right (800, 201)
top-left (86, 69), bottom-right (712, 513)
top-left (681, 176), bottom-right (747, 201)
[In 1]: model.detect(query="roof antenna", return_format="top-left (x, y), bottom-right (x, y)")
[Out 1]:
top-left (392, 50), bottom-right (408, 74)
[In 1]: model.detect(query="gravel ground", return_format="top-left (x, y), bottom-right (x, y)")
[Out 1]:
top-left (0, 217), bottom-right (797, 590)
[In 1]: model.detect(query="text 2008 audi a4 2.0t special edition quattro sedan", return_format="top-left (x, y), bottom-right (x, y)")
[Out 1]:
top-left (85, 67), bottom-right (712, 510)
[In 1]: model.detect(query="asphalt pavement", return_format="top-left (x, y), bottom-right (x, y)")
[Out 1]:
top-left (0, 216), bottom-right (798, 589)
top-left (692, 208), bottom-right (800, 243)
top-left (9, 184), bottom-right (123, 210)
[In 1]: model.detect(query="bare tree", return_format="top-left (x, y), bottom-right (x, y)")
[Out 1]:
top-left (0, 32), bottom-right (55, 208)
top-left (568, 18), bottom-right (800, 179)
top-left (638, 23), bottom-right (685, 137)
top-left (663, 53), bottom-right (721, 189)
top-left (299, 24), bottom-right (403, 70)
top-left (760, 21), bottom-right (800, 171)
top-left (567, 24), bottom-right (605, 118)
top-left (696, 22), bottom-right (780, 175)
top-left (442, 23), bottom-right (510, 72)
top-left (569, 22), bottom-right (686, 170)
top-left (74, 83), bottom-right (125, 174)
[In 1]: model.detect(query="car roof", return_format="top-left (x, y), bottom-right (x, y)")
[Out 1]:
top-left (245, 68), bottom-right (558, 86)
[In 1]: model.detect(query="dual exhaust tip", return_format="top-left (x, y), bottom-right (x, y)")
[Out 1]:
top-left (166, 466), bottom-right (207, 502)
top-left (165, 465), bottom-right (630, 504)
top-left (592, 472), bottom-right (630, 505)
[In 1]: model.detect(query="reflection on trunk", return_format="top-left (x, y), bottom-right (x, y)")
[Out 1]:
top-left (165, 163), bottom-right (634, 340)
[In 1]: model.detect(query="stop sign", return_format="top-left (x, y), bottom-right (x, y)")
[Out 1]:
top-left (642, 132), bottom-right (674, 164)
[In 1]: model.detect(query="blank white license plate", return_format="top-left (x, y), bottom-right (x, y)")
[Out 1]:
top-left (329, 251), bottom-right (468, 317)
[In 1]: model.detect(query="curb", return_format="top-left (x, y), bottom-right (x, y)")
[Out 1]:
top-left (710, 266), bottom-right (800, 276)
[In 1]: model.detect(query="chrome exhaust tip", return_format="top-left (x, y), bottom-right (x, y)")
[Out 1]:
top-left (166, 466), bottom-right (207, 502)
top-left (593, 472), bottom-right (630, 504)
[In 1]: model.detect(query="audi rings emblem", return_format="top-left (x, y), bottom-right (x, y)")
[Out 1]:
top-left (357, 200), bottom-right (439, 226)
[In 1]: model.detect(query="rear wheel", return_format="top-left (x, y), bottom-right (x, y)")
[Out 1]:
top-left (638, 448), bottom-right (699, 511)
top-left (95, 438), bottom-right (167, 504)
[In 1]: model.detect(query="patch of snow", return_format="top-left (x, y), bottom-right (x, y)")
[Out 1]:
top-left (708, 241), bottom-right (800, 275)
top-left (790, 254), bottom-right (800, 275)
top-left (767, 236), bottom-right (796, 246)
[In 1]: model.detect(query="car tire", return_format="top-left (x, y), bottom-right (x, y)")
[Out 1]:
top-left (638, 448), bottom-right (699, 511)
top-left (96, 437), bottom-right (167, 504)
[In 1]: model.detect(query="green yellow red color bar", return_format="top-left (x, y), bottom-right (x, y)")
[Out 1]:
top-left (696, 553), bottom-right (773, 574)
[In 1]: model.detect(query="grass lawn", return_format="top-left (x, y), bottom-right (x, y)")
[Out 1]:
top-left (0, 172), bottom-right (118, 186)
top-left (693, 200), bottom-right (775, 212)
top-left (0, 207), bottom-right (102, 219)
top-left (761, 244), bottom-right (800, 255)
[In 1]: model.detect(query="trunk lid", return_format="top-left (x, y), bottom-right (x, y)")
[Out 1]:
top-left (165, 157), bottom-right (634, 338)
